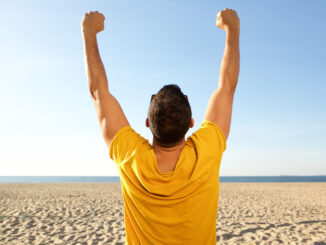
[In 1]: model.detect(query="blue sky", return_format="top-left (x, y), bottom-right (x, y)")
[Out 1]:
top-left (1, 0), bottom-right (325, 176)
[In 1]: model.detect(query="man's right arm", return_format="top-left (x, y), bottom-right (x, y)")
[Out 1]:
top-left (204, 8), bottom-right (240, 141)
top-left (82, 11), bottom-right (130, 148)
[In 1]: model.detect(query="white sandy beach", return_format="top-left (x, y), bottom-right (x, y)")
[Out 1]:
top-left (0, 183), bottom-right (325, 244)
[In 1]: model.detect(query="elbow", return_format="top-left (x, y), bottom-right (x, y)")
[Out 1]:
top-left (89, 89), bottom-right (97, 100)
top-left (228, 84), bottom-right (237, 93)
top-left (89, 86), bottom-right (111, 100)
top-left (218, 82), bottom-right (237, 94)
top-left (218, 74), bottom-right (239, 94)
top-left (88, 85), bottom-right (98, 100)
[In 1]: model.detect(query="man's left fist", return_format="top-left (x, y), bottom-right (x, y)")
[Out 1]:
top-left (216, 8), bottom-right (239, 32)
top-left (82, 11), bottom-right (105, 36)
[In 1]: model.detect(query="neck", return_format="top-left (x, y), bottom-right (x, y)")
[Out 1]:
top-left (152, 138), bottom-right (186, 152)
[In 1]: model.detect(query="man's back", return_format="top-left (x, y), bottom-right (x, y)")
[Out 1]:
top-left (82, 8), bottom-right (239, 244)
top-left (109, 120), bottom-right (226, 244)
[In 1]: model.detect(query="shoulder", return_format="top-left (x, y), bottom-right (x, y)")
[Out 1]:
top-left (109, 125), bottom-right (151, 162)
top-left (187, 120), bottom-right (227, 153)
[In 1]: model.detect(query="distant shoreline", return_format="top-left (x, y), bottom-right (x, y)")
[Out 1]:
top-left (1, 176), bottom-right (326, 183)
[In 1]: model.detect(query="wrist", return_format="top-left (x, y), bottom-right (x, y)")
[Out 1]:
top-left (226, 28), bottom-right (239, 46)
top-left (225, 27), bottom-right (240, 35)
top-left (82, 30), bottom-right (97, 40)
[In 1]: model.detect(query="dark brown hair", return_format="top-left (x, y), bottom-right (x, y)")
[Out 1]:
top-left (148, 84), bottom-right (192, 146)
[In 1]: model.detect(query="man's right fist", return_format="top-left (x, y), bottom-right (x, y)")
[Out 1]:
top-left (216, 8), bottom-right (239, 32)
top-left (81, 11), bottom-right (105, 36)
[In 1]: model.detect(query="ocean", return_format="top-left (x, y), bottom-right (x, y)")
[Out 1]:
top-left (0, 176), bottom-right (326, 183)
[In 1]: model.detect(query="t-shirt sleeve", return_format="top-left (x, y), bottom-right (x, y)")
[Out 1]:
top-left (189, 120), bottom-right (226, 156)
top-left (109, 125), bottom-right (147, 166)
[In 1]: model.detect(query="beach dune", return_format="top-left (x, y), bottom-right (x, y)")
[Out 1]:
top-left (0, 183), bottom-right (325, 244)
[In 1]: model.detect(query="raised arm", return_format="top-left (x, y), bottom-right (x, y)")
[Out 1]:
top-left (204, 8), bottom-right (240, 141)
top-left (81, 11), bottom-right (129, 147)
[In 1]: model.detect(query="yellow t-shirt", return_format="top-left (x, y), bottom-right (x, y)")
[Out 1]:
top-left (109, 120), bottom-right (226, 244)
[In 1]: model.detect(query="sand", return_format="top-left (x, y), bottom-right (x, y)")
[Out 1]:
top-left (0, 183), bottom-right (325, 245)
top-left (216, 183), bottom-right (326, 244)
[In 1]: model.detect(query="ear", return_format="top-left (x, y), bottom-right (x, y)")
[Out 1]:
top-left (189, 118), bottom-right (194, 128)
top-left (146, 118), bottom-right (150, 127)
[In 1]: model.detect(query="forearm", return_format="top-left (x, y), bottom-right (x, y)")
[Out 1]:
top-left (83, 33), bottom-right (109, 99)
top-left (218, 29), bottom-right (240, 92)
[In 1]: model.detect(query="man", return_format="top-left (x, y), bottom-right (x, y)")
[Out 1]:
top-left (82, 8), bottom-right (240, 244)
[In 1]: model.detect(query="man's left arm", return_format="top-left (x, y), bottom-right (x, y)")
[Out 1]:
top-left (82, 11), bottom-right (129, 148)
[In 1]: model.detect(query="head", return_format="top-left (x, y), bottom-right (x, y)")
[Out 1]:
top-left (146, 84), bottom-right (194, 147)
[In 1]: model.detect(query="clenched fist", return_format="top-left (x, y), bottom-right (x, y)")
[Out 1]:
top-left (82, 11), bottom-right (105, 36)
top-left (216, 8), bottom-right (239, 32)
